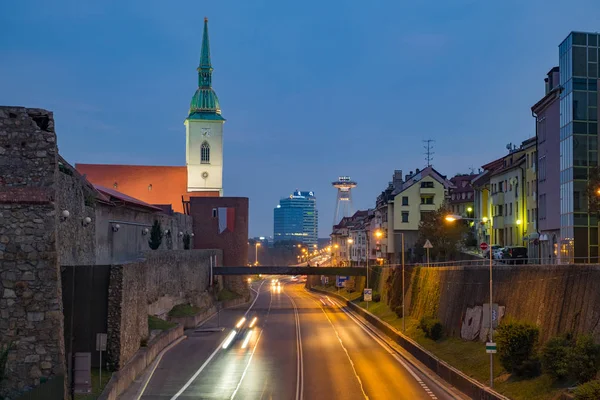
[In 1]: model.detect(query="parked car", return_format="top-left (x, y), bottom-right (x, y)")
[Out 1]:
top-left (483, 244), bottom-right (502, 259)
top-left (501, 246), bottom-right (528, 264)
top-left (493, 247), bottom-right (505, 260)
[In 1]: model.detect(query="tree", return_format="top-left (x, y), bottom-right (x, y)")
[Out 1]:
top-left (496, 321), bottom-right (540, 377)
top-left (541, 334), bottom-right (573, 380)
top-left (414, 205), bottom-right (468, 262)
top-left (148, 220), bottom-right (162, 250)
top-left (569, 335), bottom-right (600, 383)
top-left (586, 166), bottom-right (600, 216)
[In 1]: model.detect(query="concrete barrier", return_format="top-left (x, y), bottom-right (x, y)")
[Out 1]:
top-left (169, 306), bottom-right (218, 329)
top-left (98, 324), bottom-right (184, 400)
top-left (310, 287), bottom-right (510, 400)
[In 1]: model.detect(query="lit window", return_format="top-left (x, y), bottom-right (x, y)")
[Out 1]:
top-left (113, 182), bottom-right (118, 189)
top-left (148, 184), bottom-right (152, 191)
top-left (201, 141), bottom-right (210, 164)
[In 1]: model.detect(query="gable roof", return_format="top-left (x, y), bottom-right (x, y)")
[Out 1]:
top-left (391, 166), bottom-right (454, 196)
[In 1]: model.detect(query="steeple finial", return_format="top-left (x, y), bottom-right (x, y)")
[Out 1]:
top-left (199, 17), bottom-right (211, 71)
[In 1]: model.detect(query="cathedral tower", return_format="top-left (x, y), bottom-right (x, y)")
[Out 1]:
top-left (185, 17), bottom-right (224, 196)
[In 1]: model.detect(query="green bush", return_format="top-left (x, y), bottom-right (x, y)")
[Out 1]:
top-left (419, 317), bottom-right (443, 341)
top-left (570, 335), bottom-right (600, 383)
top-left (148, 220), bottom-right (162, 250)
top-left (496, 321), bottom-right (539, 376)
top-left (373, 293), bottom-right (381, 302)
top-left (394, 305), bottom-right (403, 318)
top-left (541, 334), bottom-right (573, 380)
top-left (574, 380), bottom-right (600, 400)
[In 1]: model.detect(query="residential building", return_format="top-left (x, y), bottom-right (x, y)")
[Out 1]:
top-left (391, 167), bottom-right (454, 260)
top-left (473, 138), bottom-right (536, 248)
top-left (448, 174), bottom-right (477, 217)
top-left (558, 32), bottom-right (599, 262)
top-left (331, 210), bottom-right (368, 266)
top-left (532, 67), bottom-right (562, 262)
top-left (374, 170), bottom-right (404, 264)
top-left (273, 190), bottom-right (318, 246)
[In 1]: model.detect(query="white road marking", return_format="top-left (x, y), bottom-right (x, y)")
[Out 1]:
top-left (283, 290), bottom-right (304, 400)
top-left (169, 281), bottom-right (266, 400)
top-left (317, 294), bottom-right (441, 399)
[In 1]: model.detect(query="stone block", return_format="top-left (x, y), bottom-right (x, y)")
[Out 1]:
top-left (26, 312), bottom-right (44, 322)
top-left (29, 365), bottom-right (42, 379)
top-left (35, 345), bottom-right (46, 355)
top-left (21, 271), bottom-right (35, 281)
top-left (40, 361), bottom-right (51, 370)
top-left (24, 354), bottom-right (39, 363)
top-left (3, 288), bottom-right (16, 298)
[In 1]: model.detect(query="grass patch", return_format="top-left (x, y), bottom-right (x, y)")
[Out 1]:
top-left (148, 315), bottom-right (176, 331)
top-left (74, 368), bottom-right (112, 400)
top-left (332, 291), bottom-right (568, 400)
top-left (217, 288), bottom-right (241, 301)
top-left (313, 285), bottom-right (362, 301)
top-left (168, 304), bottom-right (201, 318)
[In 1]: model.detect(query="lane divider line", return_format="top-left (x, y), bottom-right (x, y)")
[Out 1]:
top-left (230, 288), bottom-right (273, 399)
top-left (169, 281), bottom-right (266, 400)
top-left (321, 294), bottom-right (440, 400)
top-left (283, 290), bottom-right (304, 400)
top-left (298, 291), bottom-right (369, 400)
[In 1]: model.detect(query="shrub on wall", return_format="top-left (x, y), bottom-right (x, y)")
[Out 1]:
top-left (419, 316), bottom-right (443, 340)
top-left (573, 380), bottom-right (600, 400)
top-left (541, 334), bottom-right (573, 380)
top-left (569, 335), bottom-right (600, 384)
top-left (148, 220), bottom-right (162, 250)
top-left (496, 321), bottom-right (540, 377)
top-left (0, 342), bottom-right (12, 387)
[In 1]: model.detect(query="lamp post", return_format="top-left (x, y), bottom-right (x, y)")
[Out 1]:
top-left (255, 242), bottom-right (261, 266)
top-left (365, 230), bottom-right (383, 310)
top-left (446, 213), bottom-right (494, 387)
top-left (347, 238), bottom-right (354, 266)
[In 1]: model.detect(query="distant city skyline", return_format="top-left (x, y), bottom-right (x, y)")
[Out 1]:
top-left (2, 0), bottom-right (600, 236)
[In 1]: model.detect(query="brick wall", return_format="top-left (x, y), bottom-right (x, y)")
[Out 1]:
top-left (0, 107), bottom-right (66, 399)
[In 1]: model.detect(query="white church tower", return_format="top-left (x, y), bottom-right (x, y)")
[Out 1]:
top-left (185, 17), bottom-right (224, 196)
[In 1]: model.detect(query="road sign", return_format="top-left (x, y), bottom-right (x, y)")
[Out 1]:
top-left (363, 288), bottom-right (372, 302)
top-left (96, 333), bottom-right (107, 351)
top-left (423, 240), bottom-right (433, 249)
top-left (480, 242), bottom-right (489, 251)
top-left (486, 342), bottom-right (497, 354)
top-left (336, 276), bottom-right (349, 288)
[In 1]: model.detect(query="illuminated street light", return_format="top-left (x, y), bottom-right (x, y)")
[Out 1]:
top-left (445, 215), bottom-right (458, 222)
top-left (347, 238), bottom-right (354, 244)
top-left (516, 219), bottom-right (522, 225)
top-left (467, 207), bottom-right (473, 213)
top-left (334, 244), bottom-right (339, 249)
top-left (482, 217), bottom-right (488, 223)
top-left (374, 230), bottom-right (383, 239)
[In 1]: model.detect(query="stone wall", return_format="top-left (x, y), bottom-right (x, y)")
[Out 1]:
top-left (0, 107), bottom-right (66, 399)
top-left (106, 249), bottom-right (219, 369)
top-left (380, 264), bottom-right (600, 343)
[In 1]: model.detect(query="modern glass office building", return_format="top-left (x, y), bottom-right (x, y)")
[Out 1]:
top-left (559, 31), bottom-right (599, 262)
top-left (274, 191), bottom-right (318, 246)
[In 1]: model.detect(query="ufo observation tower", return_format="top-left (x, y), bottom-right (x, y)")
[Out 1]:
top-left (332, 176), bottom-right (357, 226)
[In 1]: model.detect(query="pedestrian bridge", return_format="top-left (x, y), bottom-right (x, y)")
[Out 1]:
top-left (213, 266), bottom-right (366, 276)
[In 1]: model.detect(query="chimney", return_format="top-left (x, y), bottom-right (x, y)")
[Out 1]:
top-left (544, 77), bottom-right (549, 95)
top-left (393, 170), bottom-right (403, 188)
top-left (415, 168), bottom-right (420, 174)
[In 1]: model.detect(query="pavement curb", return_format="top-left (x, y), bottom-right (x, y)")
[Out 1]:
top-left (310, 287), bottom-right (510, 400)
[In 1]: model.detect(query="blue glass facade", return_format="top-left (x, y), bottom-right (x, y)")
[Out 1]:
top-left (559, 32), bottom-right (600, 262)
top-left (273, 191), bottom-right (318, 246)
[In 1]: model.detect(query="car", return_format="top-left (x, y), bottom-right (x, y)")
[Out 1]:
top-left (493, 248), bottom-right (505, 260)
top-left (483, 244), bottom-right (502, 259)
top-left (501, 246), bottom-right (528, 264)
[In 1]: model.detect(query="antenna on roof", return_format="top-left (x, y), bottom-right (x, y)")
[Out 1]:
top-left (423, 139), bottom-right (435, 167)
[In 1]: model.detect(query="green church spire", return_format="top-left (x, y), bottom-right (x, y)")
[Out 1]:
top-left (188, 17), bottom-right (224, 120)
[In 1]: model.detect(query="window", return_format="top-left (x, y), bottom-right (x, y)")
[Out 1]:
top-left (510, 203), bottom-right (513, 215)
top-left (516, 201), bottom-right (519, 217)
top-left (420, 181), bottom-right (434, 188)
top-left (421, 196), bottom-right (434, 205)
top-left (498, 205), bottom-right (503, 216)
top-left (420, 212), bottom-right (432, 221)
top-left (212, 208), bottom-right (218, 218)
top-left (148, 184), bottom-right (152, 191)
top-left (539, 156), bottom-right (547, 181)
top-left (401, 212), bottom-right (409, 223)
top-left (402, 196), bottom-right (409, 206)
top-left (201, 141), bottom-right (210, 164)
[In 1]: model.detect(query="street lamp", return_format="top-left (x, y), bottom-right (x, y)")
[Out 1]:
top-left (255, 242), bottom-right (261, 266)
top-left (347, 238), bottom-right (354, 266)
top-left (364, 229), bottom-right (383, 310)
top-left (446, 214), bottom-right (494, 388)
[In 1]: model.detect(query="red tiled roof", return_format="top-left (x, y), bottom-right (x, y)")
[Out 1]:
top-left (76, 164), bottom-right (219, 213)
top-left (94, 185), bottom-right (163, 212)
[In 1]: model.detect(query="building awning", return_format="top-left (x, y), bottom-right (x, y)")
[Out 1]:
top-left (539, 234), bottom-right (549, 241)
top-left (525, 232), bottom-right (540, 241)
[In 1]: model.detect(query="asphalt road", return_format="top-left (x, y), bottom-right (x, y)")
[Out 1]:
top-left (134, 279), bottom-right (460, 400)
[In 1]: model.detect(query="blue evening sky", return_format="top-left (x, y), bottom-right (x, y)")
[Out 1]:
top-left (1, 1), bottom-right (599, 238)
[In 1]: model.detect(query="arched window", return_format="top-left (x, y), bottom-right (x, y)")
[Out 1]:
top-left (201, 141), bottom-right (210, 164)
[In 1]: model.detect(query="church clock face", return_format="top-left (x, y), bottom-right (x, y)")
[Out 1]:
top-left (201, 128), bottom-right (211, 138)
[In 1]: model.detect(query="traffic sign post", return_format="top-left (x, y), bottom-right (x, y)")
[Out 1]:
top-left (486, 342), bottom-right (497, 354)
top-left (480, 242), bottom-right (489, 252)
top-left (95, 333), bottom-right (107, 389)
top-left (336, 276), bottom-right (349, 288)
top-left (423, 240), bottom-right (433, 267)
top-left (481, 240), bottom-right (494, 388)
top-left (363, 288), bottom-right (372, 302)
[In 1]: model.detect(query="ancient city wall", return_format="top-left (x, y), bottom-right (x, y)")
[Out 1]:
top-left (0, 107), bottom-right (66, 399)
top-left (106, 249), bottom-right (220, 369)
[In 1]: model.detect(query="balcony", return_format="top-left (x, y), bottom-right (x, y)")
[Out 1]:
top-left (491, 192), bottom-right (504, 205)
top-left (419, 203), bottom-right (437, 211)
top-left (420, 187), bottom-right (436, 195)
